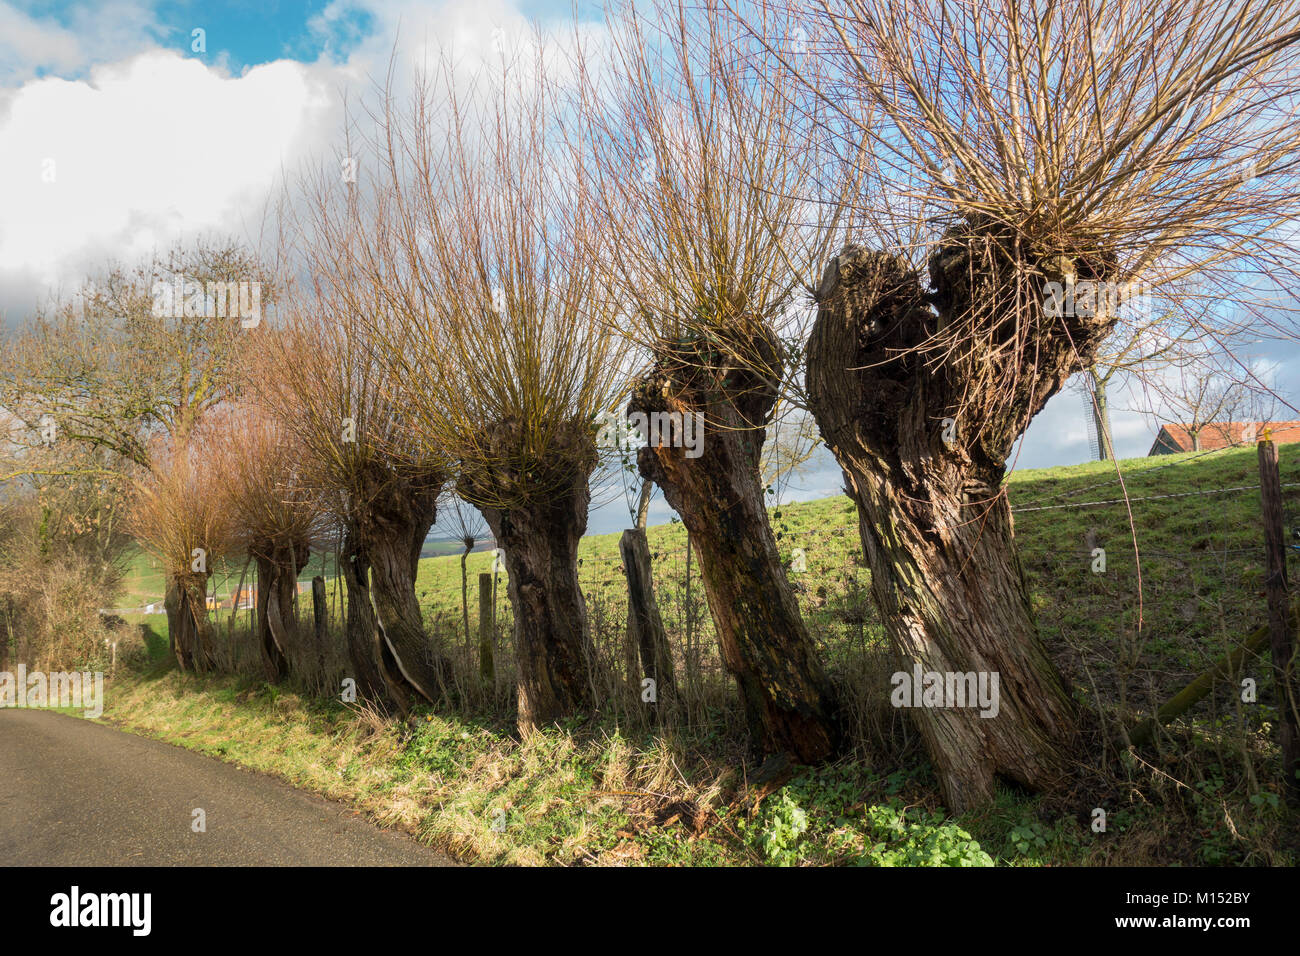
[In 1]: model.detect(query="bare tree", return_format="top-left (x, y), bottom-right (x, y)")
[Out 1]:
top-left (756, 0), bottom-right (1300, 808)
top-left (1076, 306), bottom-right (1201, 459)
top-left (254, 274), bottom-right (447, 712)
top-left (265, 145), bottom-right (458, 710)
top-left (353, 40), bottom-right (630, 730)
top-left (0, 239), bottom-right (272, 477)
top-left (578, 0), bottom-right (852, 762)
top-left (126, 426), bottom-right (234, 673)
top-left (0, 240), bottom-right (275, 662)
top-left (1144, 344), bottom-right (1280, 451)
top-left (206, 406), bottom-right (326, 681)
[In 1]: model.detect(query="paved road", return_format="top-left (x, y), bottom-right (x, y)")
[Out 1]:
top-left (0, 709), bottom-right (454, 866)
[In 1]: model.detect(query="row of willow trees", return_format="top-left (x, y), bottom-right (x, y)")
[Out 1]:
top-left (8, 0), bottom-right (1299, 812)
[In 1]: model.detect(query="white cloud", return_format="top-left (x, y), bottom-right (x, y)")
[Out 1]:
top-left (309, 0), bottom-right (528, 67)
top-left (0, 0), bottom-right (597, 323)
top-left (0, 1), bottom-right (162, 88)
top-left (0, 51), bottom-right (342, 294)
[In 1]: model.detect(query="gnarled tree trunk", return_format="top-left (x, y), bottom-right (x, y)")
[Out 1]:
top-left (340, 524), bottom-right (403, 710)
top-left (338, 467), bottom-right (445, 712)
top-left (164, 574), bottom-right (188, 671)
top-left (632, 335), bottom-right (837, 764)
top-left (165, 571), bottom-right (215, 673)
top-left (364, 499), bottom-right (444, 704)
top-left (463, 421), bottom-right (603, 731)
top-left (254, 540), bottom-right (309, 682)
top-left (807, 228), bottom-right (1116, 810)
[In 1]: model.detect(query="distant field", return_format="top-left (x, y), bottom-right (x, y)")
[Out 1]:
top-left (116, 536), bottom-right (484, 610)
top-left (115, 548), bottom-right (339, 610)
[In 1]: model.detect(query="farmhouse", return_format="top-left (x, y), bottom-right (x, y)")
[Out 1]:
top-left (1148, 421), bottom-right (1300, 455)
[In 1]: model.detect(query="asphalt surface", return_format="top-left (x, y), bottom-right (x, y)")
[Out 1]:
top-left (0, 709), bottom-right (455, 866)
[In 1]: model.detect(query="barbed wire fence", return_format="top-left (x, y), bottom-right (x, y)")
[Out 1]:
top-left (419, 438), bottom-right (1298, 744)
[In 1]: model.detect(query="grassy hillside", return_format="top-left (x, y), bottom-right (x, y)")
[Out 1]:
top-left (103, 443), bottom-right (1299, 866)
top-left (414, 443), bottom-right (1299, 705)
top-left (117, 533), bottom-right (488, 610)
top-left (118, 442), bottom-right (1300, 710)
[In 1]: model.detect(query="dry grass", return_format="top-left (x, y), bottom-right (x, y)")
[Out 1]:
top-left (97, 667), bottom-right (724, 866)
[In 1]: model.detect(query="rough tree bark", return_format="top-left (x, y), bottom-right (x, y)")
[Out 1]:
top-left (462, 421), bottom-right (602, 731)
top-left (164, 571), bottom-right (215, 673)
top-left (806, 223), bottom-right (1114, 810)
top-left (338, 466), bottom-right (445, 712)
top-left (340, 524), bottom-right (403, 709)
top-left (632, 334), bottom-right (838, 763)
top-left (163, 574), bottom-right (188, 671)
top-left (363, 492), bottom-right (444, 704)
top-left (254, 540), bottom-right (309, 682)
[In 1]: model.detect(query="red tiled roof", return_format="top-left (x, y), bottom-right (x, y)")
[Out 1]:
top-left (1150, 421), bottom-right (1300, 454)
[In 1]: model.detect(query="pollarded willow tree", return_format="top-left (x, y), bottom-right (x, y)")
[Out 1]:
top-left (359, 40), bottom-right (629, 730)
top-left (577, 0), bottom-right (855, 761)
top-left (127, 427), bottom-right (234, 673)
top-left (206, 405), bottom-right (325, 682)
top-left (756, 0), bottom-right (1300, 808)
top-left (255, 262), bottom-right (448, 712)
top-left (267, 157), bottom-right (455, 710)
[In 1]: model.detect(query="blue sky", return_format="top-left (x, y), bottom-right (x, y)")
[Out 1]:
top-left (5, 0), bottom-right (605, 81)
top-left (17, 1), bottom-right (373, 74)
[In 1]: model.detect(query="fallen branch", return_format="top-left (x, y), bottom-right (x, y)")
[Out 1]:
top-left (1126, 611), bottom-right (1297, 748)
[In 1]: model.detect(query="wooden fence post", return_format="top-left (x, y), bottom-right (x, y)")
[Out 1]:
top-left (1259, 435), bottom-right (1299, 802)
top-left (478, 572), bottom-right (495, 682)
top-left (620, 527), bottom-right (675, 707)
top-left (684, 530), bottom-right (696, 691)
top-left (312, 575), bottom-right (328, 673)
